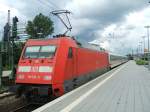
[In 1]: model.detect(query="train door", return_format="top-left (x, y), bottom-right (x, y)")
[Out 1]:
top-left (71, 47), bottom-right (77, 77)
top-left (64, 47), bottom-right (76, 92)
top-left (66, 47), bottom-right (74, 79)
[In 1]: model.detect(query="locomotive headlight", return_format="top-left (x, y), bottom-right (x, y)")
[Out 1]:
top-left (18, 66), bottom-right (31, 72)
top-left (39, 66), bottom-right (53, 72)
top-left (17, 74), bottom-right (24, 79)
top-left (43, 75), bottom-right (52, 80)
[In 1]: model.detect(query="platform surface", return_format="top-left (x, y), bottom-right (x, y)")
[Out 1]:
top-left (2, 70), bottom-right (11, 77)
top-left (33, 61), bottom-right (150, 112)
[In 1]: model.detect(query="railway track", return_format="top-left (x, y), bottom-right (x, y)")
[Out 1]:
top-left (0, 91), bottom-right (15, 99)
top-left (10, 103), bottom-right (43, 112)
top-left (0, 89), bottom-right (52, 112)
top-left (0, 89), bottom-right (8, 94)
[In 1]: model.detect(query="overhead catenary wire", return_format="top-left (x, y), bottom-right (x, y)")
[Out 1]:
top-left (33, 0), bottom-right (55, 13)
top-left (43, 0), bottom-right (61, 9)
top-left (33, 1), bottom-right (73, 35)
top-left (37, 0), bottom-right (60, 11)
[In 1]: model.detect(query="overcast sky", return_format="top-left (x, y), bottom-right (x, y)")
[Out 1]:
top-left (0, 0), bottom-right (150, 55)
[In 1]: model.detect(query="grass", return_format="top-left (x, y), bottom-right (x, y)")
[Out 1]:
top-left (135, 59), bottom-right (148, 65)
top-left (0, 85), bottom-right (8, 92)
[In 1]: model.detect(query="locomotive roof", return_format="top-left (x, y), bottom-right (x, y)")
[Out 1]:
top-left (26, 36), bottom-right (106, 52)
top-left (76, 39), bottom-right (105, 52)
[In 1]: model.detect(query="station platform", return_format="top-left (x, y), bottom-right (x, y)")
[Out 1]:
top-left (33, 61), bottom-right (150, 112)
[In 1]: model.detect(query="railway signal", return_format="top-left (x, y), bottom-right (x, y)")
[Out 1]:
top-left (12, 16), bottom-right (19, 39)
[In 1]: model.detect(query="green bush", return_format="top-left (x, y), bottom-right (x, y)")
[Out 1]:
top-left (0, 86), bottom-right (8, 92)
top-left (136, 59), bottom-right (148, 65)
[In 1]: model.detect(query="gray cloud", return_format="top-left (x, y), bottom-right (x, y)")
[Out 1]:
top-left (0, 0), bottom-right (149, 54)
top-left (65, 0), bottom-right (148, 41)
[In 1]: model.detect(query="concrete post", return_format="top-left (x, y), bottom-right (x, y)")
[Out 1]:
top-left (0, 42), bottom-right (3, 86)
top-left (148, 52), bottom-right (150, 70)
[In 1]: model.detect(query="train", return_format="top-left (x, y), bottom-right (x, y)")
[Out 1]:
top-left (15, 35), bottom-right (127, 100)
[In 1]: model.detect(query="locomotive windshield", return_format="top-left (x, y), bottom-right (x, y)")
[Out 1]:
top-left (24, 45), bottom-right (56, 58)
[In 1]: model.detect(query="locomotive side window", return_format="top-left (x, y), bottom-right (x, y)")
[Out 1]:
top-left (24, 45), bottom-right (56, 58)
top-left (68, 47), bottom-right (73, 58)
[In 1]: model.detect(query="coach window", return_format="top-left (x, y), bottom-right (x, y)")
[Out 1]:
top-left (68, 47), bottom-right (73, 58)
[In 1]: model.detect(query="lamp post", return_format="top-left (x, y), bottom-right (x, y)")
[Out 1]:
top-left (144, 26), bottom-right (150, 52)
top-left (142, 36), bottom-right (146, 53)
top-left (139, 41), bottom-right (143, 54)
top-left (144, 25), bottom-right (150, 70)
top-left (138, 44), bottom-right (142, 55)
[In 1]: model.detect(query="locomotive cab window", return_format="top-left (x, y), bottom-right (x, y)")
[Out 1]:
top-left (68, 47), bottom-right (73, 58)
top-left (40, 46), bottom-right (56, 58)
top-left (24, 45), bottom-right (57, 58)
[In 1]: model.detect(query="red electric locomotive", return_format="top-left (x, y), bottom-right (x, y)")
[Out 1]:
top-left (15, 36), bottom-right (110, 99)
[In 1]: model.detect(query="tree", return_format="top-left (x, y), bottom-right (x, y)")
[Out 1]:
top-left (26, 13), bottom-right (54, 39)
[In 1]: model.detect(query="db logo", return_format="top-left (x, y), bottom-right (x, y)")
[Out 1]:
top-left (31, 66), bottom-right (39, 72)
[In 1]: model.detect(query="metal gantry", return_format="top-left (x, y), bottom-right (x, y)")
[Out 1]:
top-left (0, 10), bottom-right (19, 86)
